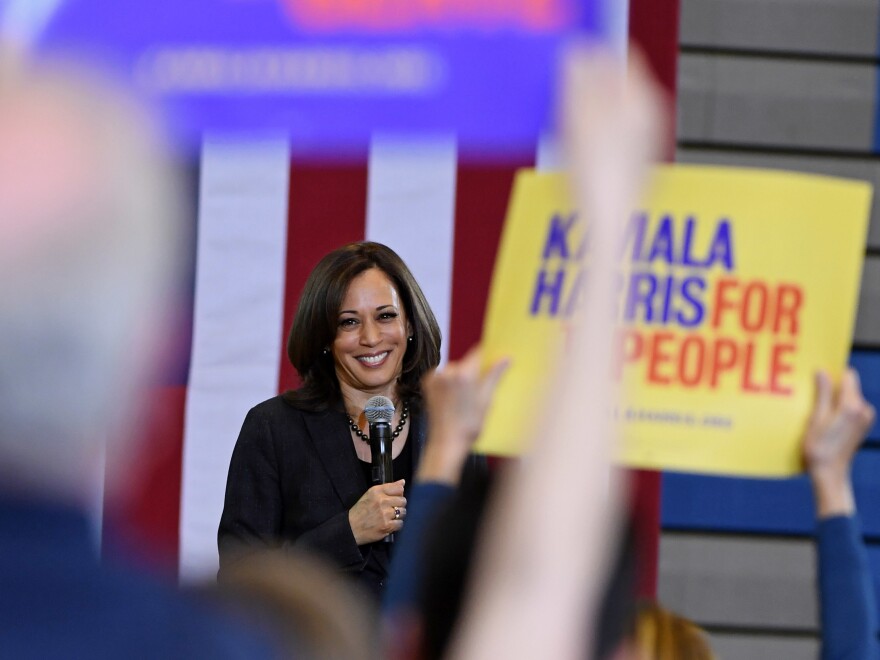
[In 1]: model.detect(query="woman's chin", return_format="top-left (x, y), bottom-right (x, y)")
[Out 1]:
top-left (343, 363), bottom-right (402, 391)
top-left (353, 373), bottom-right (401, 396)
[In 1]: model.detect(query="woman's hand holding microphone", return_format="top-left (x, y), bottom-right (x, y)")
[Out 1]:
top-left (349, 479), bottom-right (407, 545)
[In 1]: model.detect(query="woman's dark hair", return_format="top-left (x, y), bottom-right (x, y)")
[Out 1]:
top-left (284, 241), bottom-right (441, 410)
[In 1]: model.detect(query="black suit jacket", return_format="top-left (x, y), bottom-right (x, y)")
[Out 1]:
top-left (217, 395), bottom-right (428, 586)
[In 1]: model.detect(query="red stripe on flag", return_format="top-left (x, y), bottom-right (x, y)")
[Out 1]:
top-left (628, 0), bottom-right (680, 598)
top-left (447, 157), bottom-right (534, 361)
top-left (630, 469), bottom-right (662, 597)
top-left (278, 159), bottom-right (370, 393)
top-left (629, 0), bottom-right (680, 161)
top-left (105, 385), bottom-right (186, 576)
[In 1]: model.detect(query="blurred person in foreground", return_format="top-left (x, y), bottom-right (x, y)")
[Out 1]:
top-left (440, 45), bottom-right (666, 660)
top-left (0, 55), bottom-right (275, 657)
top-left (381, 347), bottom-right (507, 659)
top-left (630, 601), bottom-right (714, 660)
top-left (214, 548), bottom-right (380, 660)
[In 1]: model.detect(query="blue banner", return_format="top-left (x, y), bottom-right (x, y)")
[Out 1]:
top-left (37, 0), bottom-right (612, 151)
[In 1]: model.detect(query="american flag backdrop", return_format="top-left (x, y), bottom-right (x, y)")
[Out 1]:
top-left (106, 0), bottom-right (680, 591)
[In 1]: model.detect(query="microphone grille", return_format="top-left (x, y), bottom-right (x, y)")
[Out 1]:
top-left (364, 396), bottom-right (395, 424)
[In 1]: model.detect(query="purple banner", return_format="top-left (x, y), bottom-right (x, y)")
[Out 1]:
top-left (37, 0), bottom-right (614, 151)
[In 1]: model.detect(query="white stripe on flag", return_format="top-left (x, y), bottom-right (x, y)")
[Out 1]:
top-left (536, 133), bottom-right (562, 171)
top-left (608, 0), bottom-right (630, 57)
top-left (366, 135), bottom-right (457, 365)
top-left (179, 136), bottom-right (290, 582)
top-left (536, 0), bottom-right (628, 171)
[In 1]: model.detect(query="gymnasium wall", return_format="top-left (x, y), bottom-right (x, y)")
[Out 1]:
top-left (659, 1), bottom-right (880, 657)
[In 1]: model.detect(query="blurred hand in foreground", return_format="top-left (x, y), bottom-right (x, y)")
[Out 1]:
top-left (418, 347), bottom-right (509, 485)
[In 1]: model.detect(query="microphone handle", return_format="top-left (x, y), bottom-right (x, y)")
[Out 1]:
top-left (369, 420), bottom-right (394, 543)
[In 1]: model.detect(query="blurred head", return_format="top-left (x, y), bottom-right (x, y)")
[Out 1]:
top-left (0, 54), bottom-right (181, 504)
top-left (287, 242), bottom-right (441, 409)
top-left (212, 549), bottom-right (379, 660)
top-left (632, 601), bottom-right (714, 660)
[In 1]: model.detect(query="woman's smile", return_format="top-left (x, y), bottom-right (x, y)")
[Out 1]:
top-left (357, 351), bottom-right (390, 367)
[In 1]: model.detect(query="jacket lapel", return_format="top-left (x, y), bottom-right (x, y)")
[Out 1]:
top-left (303, 409), bottom-right (367, 507)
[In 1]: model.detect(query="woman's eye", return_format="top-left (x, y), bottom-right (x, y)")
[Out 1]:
top-left (338, 318), bottom-right (358, 328)
top-left (379, 312), bottom-right (398, 321)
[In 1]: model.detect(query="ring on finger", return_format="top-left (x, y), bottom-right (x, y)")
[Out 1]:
top-left (394, 507), bottom-right (401, 520)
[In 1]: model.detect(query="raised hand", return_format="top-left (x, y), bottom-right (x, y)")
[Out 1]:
top-left (803, 369), bottom-right (875, 518)
top-left (418, 347), bottom-right (509, 484)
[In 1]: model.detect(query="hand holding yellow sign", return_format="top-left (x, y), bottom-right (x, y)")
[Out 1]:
top-left (478, 165), bottom-right (871, 477)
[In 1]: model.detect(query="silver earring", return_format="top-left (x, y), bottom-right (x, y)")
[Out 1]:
top-left (408, 336), bottom-right (413, 342)
top-left (322, 348), bottom-right (329, 355)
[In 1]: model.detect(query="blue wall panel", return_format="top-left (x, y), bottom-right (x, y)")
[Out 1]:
top-left (868, 545), bottom-right (880, 623)
top-left (662, 447), bottom-right (880, 536)
top-left (851, 351), bottom-right (880, 445)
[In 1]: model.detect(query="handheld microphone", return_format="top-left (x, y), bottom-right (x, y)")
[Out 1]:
top-left (364, 395), bottom-right (395, 543)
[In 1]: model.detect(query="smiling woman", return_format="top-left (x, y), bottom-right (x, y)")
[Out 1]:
top-left (332, 268), bottom-right (413, 404)
top-left (218, 242), bottom-right (443, 601)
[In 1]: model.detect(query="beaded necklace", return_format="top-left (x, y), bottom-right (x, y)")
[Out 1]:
top-left (346, 402), bottom-right (409, 443)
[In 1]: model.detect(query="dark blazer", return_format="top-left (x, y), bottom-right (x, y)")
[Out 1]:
top-left (218, 395), bottom-right (429, 585)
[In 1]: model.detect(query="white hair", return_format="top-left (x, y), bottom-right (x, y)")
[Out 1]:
top-left (0, 55), bottom-right (182, 501)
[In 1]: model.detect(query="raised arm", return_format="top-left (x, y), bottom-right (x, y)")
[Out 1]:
top-left (449, 45), bottom-right (665, 660)
top-left (803, 369), bottom-right (878, 660)
top-left (383, 347), bottom-right (508, 614)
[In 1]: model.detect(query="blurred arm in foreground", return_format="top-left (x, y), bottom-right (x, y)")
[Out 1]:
top-left (382, 347), bottom-right (508, 618)
top-left (448, 46), bottom-right (666, 660)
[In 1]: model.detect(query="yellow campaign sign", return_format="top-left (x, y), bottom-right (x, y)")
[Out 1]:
top-left (477, 165), bottom-right (871, 477)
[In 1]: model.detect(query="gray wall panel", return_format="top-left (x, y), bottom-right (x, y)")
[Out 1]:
top-left (855, 257), bottom-right (880, 345)
top-left (677, 148), bottom-right (880, 248)
top-left (658, 533), bottom-right (818, 629)
top-left (680, 0), bottom-right (880, 57)
top-left (708, 632), bottom-right (819, 660)
top-left (672, 2), bottom-right (880, 652)
top-left (678, 55), bottom-right (877, 150)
